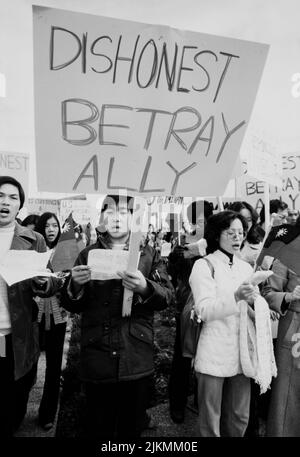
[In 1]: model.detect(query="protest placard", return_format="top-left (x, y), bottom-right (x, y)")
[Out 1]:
top-left (243, 132), bottom-right (282, 186)
top-left (59, 198), bottom-right (99, 226)
top-left (236, 152), bottom-right (300, 212)
top-left (27, 198), bottom-right (60, 215)
top-left (33, 6), bottom-right (269, 197)
top-left (0, 151), bottom-right (29, 197)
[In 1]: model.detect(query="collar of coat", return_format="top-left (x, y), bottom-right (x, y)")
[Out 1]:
top-left (214, 249), bottom-right (237, 265)
top-left (8, 222), bottom-right (38, 250)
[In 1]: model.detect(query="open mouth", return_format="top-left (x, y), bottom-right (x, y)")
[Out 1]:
top-left (0, 208), bottom-right (10, 215)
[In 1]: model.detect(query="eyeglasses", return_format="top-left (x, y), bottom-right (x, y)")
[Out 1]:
top-left (222, 230), bottom-right (245, 239)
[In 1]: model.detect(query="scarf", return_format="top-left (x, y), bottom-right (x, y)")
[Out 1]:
top-left (239, 294), bottom-right (277, 394)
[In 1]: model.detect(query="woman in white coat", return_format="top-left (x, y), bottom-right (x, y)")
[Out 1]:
top-left (189, 210), bottom-right (257, 437)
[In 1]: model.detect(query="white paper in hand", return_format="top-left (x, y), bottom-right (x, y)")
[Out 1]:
top-left (88, 250), bottom-right (130, 280)
top-left (0, 250), bottom-right (53, 286)
top-left (249, 270), bottom-right (274, 286)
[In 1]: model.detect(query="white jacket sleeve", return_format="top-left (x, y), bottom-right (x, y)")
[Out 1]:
top-left (189, 259), bottom-right (240, 322)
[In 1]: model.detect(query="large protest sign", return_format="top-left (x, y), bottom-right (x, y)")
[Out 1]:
top-left (0, 151), bottom-right (29, 196)
top-left (33, 6), bottom-right (269, 197)
top-left (236, 152), bottom-right (300, 212)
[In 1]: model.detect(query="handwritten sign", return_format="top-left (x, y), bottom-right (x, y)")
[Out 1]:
top-left (0, 151), bottom-right (29, 197)
top-left (88, 249), bottom-right (130, 280)
top-left (33, 6), bottom-right (269, 197)
top-left (27, 198), bottom-right (60, 215)
top-left (243, 132), bottom-right (282, 186)
top-left (236, 153), bottom-right (300, 212)
top-left (0, 250), bottom-right (53, 286)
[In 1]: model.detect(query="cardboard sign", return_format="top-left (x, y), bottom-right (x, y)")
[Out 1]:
top-left (0, 151), bottom-right (29, 197)
top-left (33, 6), bottom-right (269, 197)
top-left (59, 198), bottom-right (97, 225)
top-left (243, 132), bottom-right (282, 186)
top-left (27, 198), bottom-right (60, 215)
top-left (236, 152), bottom-right (300, 212)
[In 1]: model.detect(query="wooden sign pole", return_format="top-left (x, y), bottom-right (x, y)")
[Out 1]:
top-left (217, 196), bottom-right (224, 212)
top-left (264, 181), bottom-right (270, 232)
top-left (122, 197), bottom-right (146, 317)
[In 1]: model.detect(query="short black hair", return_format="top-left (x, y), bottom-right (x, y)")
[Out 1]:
top-left (204, 210), bottom-right (248, 254)
top-left (228, 201), bottom-right (262, 244)
top-left (35, 212), bottom-right (61, 248)
top-left (228, 201), bottom-right (258, 225)
top-left (186, 200), bottom-right (213, 225)
top-left (98, 194), bottom-right (134, 236)
top-left (100, 195), bottom-right (134, 214)
top-left (259, 199), bottom-right (288, 225)
top-left (0, 175), bottom-right (25, 209)
top-left (21, 214), bottom-right (41, 229)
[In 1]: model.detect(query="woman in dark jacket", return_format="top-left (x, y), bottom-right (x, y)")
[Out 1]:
top-left (61, 195), bottom-right (174, 438)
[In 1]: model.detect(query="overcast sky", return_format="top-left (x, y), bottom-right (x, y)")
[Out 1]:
top-left (1, 0), bottom-right (300, 194)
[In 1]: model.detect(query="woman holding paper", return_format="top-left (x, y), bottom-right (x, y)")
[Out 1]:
top-left (189, 210), bottom-right (276, 437)
top-left (61, 195), bottom-right (174, 439)
top-left (35, 212), bottom-right (68, 431)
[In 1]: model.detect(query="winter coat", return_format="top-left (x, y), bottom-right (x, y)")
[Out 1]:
top-left (61, 237), bottom-right (174, 383)
top-left (189, 250), bottom-right (253, 377)
top-left (7, 223), bottom-right (61, 380)
top-left (261, 259), bottom-right (300, 437)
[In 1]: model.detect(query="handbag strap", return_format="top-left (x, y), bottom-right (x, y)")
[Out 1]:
top-left (203, 257), bottom-right (215, 278)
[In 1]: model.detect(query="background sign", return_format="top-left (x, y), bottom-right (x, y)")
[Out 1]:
top-left (236, 152), bottom-right (300, 212)
top-left (0, 151), bottom-right (29, 197)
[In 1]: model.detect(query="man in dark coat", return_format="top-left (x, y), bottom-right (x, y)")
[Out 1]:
top-left (61, 194), bottom-right (174, 438)
top-left (0, 176), bottom-right (61, 436)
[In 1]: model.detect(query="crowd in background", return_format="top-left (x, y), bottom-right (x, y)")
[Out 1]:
top-left (1, 174), bottom-right (300, 438)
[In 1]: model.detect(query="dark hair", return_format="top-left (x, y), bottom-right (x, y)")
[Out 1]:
top-left (259, 199), bottom-right (288, 225)
top-left (35, 212), bottom-right (61, 248)
top-left (100, 195), bottom-right (134, 214)
top-left (0, 175), bottom-right (25, 209)
top-left (204, 210), bottom-right (248, 254)
top-left (98, 194), bottom-right (134, 238)
top-left (21, 214), bottom-right (41, 229)
top-left (186, 200), bottom-right (213, 225)
top-left (228, 201), bottom-right (262, 244)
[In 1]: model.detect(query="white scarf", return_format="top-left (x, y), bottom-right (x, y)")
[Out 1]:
top-left (239, 295), bottom-right (277, 394)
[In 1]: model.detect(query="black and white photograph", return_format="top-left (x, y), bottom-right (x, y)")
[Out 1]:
top-left (0, 0), bottom-right (300, 452)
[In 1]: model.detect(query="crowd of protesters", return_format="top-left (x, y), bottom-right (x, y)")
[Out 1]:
top-left (1, 175), bottom-right (300, 438)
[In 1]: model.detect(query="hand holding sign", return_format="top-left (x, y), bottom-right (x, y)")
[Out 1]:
top-left (117, 270), bottom-right (149, 297)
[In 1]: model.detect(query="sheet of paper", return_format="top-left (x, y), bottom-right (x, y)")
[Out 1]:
top-left (88, 249), bottom-right (131, 281)
top-left (160, 242), bottom-right (172, 258)
top-left (0, 250), bottom-right (53, 286)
